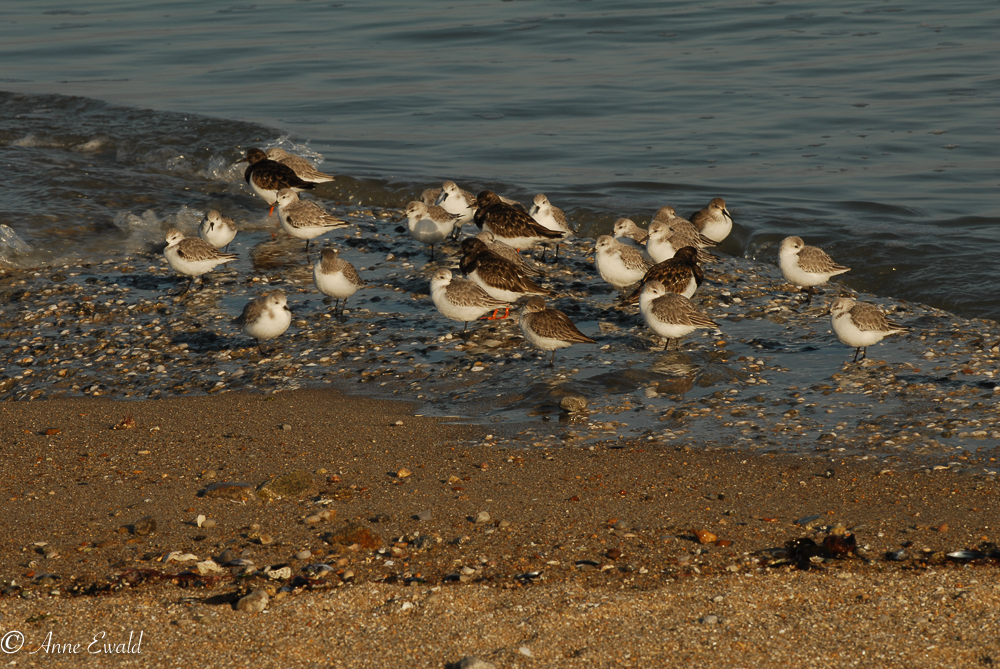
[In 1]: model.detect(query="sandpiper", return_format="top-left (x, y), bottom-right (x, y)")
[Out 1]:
top-left (265, 147), bottom-right (335, 184)
top-left (613, 218), bottom-right (648, 247)
top-left (595, 235), bottom-right (652, 293)
top-left (275, 189), bottom-right (349, 256)
top-left (639, 281), bottom-right (719, 350)
top-left (198, 210), bottom-right (238, 252)
top-left (240, 147), bottom-right (315, 211)
top-left (460, 237), bottom-right (554, 305)
top-left (779, 236), bottom-right (850, 304)
top-left (163, 228), bottom-right (237, 295)
top-left (529, 193), bottom-right (573, 261)
top-left (233, 290), bottom-right (292, 355)
top-left (402, 201), bottom-right (460, 260)
top-left (621, 246), bottom-right (703, 305)
top-left (474, 191), bottom-right (564, 250)
top-left (430, 268), bottom-right (511, 331)
top-left (519, 296), bottom-right (596, 366)
top-left (689, 197), bottom-right (733, 243)
top-left (830, 296), bottom-right (908, 363)
top-left (313, 248), bottom-right (364, 317)
top-left (476, 230), bottom-right (544, 277)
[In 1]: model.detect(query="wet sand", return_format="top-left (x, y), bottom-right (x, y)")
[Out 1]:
top-left (1, 389), bottom-right (999, 667)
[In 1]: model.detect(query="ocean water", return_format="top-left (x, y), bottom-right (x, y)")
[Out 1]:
top-left (1, 1), bottom-right (999, 318)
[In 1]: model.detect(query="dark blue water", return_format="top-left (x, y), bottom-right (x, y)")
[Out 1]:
top-left (1, 1), bottom-right (998, 317)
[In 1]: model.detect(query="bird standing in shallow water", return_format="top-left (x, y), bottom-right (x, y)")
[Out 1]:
top-left (233, 290), bottom-right (292, 355)
top-left (639, 281), bottom-right (719, 350)
top-left (163, 228), bottom-right (237, 296)
top-left (519, 296), bottom-right (596, 366)
top-left (240, 147), bottom-right (315, 213)
top-left (830, 296), bottom-right (908, 363)
top-left (313, 248), bottom-right (364, 318)
top-left (779, 236), bottom-right (850, 305)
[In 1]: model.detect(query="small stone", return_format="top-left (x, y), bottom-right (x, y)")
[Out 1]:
top-left (202, 519), bottom-right (217, 529)
top-left (416, 510), bottom-right (432, 522)
top-left (606, 547), bottom-right (622, 561)
top-left (498, 520), bottom-right (511, 529)
top-left (218, 549), bottom-right (237, 564)
top-left (196, 514), bottom-right (206, 528)
top-left (282, 424), bottom-right (292, 431)
top-left (613, 520), bottom-right (630, 531)
top-left (936, 523), bottom-right (949, 533)
top-left (474, 511), bottom-right (491, 524)
top-left (324, 522), bottom-right (383, 549)
top-left (133, 516), bottom-right (156, 536)
top-left (305, 515), bottom-right (323, 525)
top-left (559, 395), bottom-right (588, 413)
top-left (257, 471), bottom-right (315, 500)
top-left (236, 589), bottom-right (269, 613)
top-left (693, 529), bottom-right (717, 545)
top-left (397, 468), bottom-right (412, 478)
top-left (295, 550), bottom-right (312, 560)
top-left (701, 614), bottom-right (719, 625)
top-left (518, 646), bottom-right (534, 657)
top-left (258, 534), bottom-right (273, 545)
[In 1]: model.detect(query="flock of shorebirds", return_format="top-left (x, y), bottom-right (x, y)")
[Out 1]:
top-left (161, 146), bottom-right (907, 364)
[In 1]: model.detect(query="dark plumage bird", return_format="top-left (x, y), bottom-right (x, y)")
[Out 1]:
top-left (460, 237), bottom-right (554, 305)
top-left (474, 191), bottom-right (564, 250)
top-left (620, 246), bottom-right (704, 305)
top-left (241, 147), bottom-right (315, 210)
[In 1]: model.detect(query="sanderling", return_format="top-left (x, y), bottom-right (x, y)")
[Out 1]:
top-left (240, 147), bottom-right (315, 210)
top-left (779, 236), bottom-right (850, 304)
top-left (688, 197), bottom-right (733, 243)
top-left (621, 246), bottom-right (703, 305)
top-left (830, 296), bottom-right (908, 363)
top-left (519, 296), bottom-right (596, 366)
top-left (474, 191), bottom-right (564, 250)
top-left (529, 194), bottom-right (573, 261)
top-left (265, 147), bottom-right (335, 184)
top-left (595, 235), bottom-right (652, 293)
top-left (163, 228), bottom-right (237, 295)
top-left (639, 281), bottom-right (719, 350)
top-left (198, 210), bottom-right (238, 252)
top-left (460, 237), bottom-right (554, 303)
top-left (420, 187), bottom-right (442, 206)
top-left (476, 230), bottom-right (544, 277)
top-left (435, 181), bottom-right (478, 224)
top-left (314, 248), bottom-right (364, 317)
top-left (613, 218), bottom-right (648, 247)
top-left (232, 290), bottom-right (292, 355)
top-left (402, 201), bottom-right (460, 260)
top-left (430, 268), bottom-right (511, 330)
top-left (645, 220), bottom-right (716, 265)
top-left (275, 189), bottom-right (349, 256)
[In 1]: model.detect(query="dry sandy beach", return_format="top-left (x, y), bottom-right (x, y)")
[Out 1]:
top-left (1, 389), bottom-right (999, 668)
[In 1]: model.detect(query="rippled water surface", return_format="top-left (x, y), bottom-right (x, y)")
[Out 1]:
top-left (1, 1), bottom-right (999, 318)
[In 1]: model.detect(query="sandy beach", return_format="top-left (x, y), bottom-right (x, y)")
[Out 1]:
top-left (1, 389), bottom-right (998, 667)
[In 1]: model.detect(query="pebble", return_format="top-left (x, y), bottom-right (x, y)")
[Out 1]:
top-left (474, 511), bottom-right (491, 524)
top-left (236, 589), bottom-right (269, 613)
top-left (701, 614), bottom-right (719, 625)
top-left (416, 509), bottom-right (432, 521)
top-left (295, 550), bottom-right (312, 560)
top-left (202, 518), bottom-right (217, 529)
top-left (133, 515), bottom-right (157, 536)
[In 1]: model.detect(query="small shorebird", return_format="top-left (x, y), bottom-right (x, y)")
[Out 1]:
top-left (460, 237), bottom-right (554, 307)
top-left (240, 147), bottom-right (315, 211)
top-left (430, 268), bottom-right (511, 331)
top-left (233, 290), bottom-right (292, 355)
top-left (519, 296), bottom-right (596, 366)
top-left (595, 235), bottom-right (652, 293)
top-left (274, 189), bottom-right (349, 257)
top-left (474, 190), bottom-right (564, 250)
top-left (639, 281), bottom-right (719, 350)
top-left (163, 228), bottom-right (237, 295)
top-left (779, 236), bottom-right (850, 304)
top-left (830, 296), bottom-right (908, 363)
top-left (688, 197), bottom-right (733, 243)
top-left (435, 181), bottom-right (478, 224)
top-left (529, 193), bottom-right (573, 261)
top-left (265, 147), bottom-right (335, 184)
top-left (198, 210), bottom-right (238, 252)
top-left (476, 230), bottom-right (544, 277)
top-left (402, 201), bottom-right (460, 260)
top-left (613, 218), bottom-right (648, 247)
top-left (621, 246), bottom-right (703, 304)
top-left (313, 248), bottom-right (364, 317)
